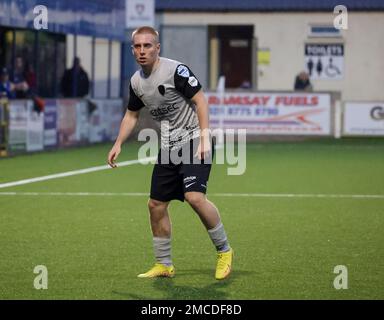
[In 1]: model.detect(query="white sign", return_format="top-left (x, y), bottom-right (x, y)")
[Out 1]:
top-left (305, 44), bottom-right (344, 80)
top-left (104, 99), bottom-right (124, 140)
top-left (344, 102), bottom-right (384, 136)
top-left (26, 101), bottom-right (44, 152)
top-left (75, 100), bottom-right (89, 142)
top-left (207, 92), bottom-right (331, 135)
top-left (89, 100), bottom-right (104, 143)
top-left (89, 99), bottom-right (123, 142)
top-left (8, 100), bottom-right (28, 151)
top-left (126, 0), bottom-right (155, 29)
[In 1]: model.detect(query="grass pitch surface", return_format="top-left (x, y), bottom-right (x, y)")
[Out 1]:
top-left (0, 138), bottom-right (383, 299)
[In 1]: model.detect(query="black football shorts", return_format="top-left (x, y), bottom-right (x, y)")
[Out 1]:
top-left (150, 138), bottom-right (215, 202)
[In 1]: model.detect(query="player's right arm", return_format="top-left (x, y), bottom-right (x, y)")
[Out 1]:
top-left (108, 82), bottom-right (145, 168)
top-left (108, 110), bottom-right (139, 168)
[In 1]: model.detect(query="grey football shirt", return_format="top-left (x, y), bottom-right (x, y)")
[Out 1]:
top-left (128, 57), bottom-right (202, 150)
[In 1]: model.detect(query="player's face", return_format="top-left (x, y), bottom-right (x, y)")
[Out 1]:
top-left (132, 33), bottom-right (160, 68)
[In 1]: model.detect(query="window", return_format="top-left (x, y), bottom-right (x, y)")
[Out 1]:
top-left (309, 25), bottom-right (341, 38)
top-left (38, 32), bottom-right (65, 97)
top-left (0, 28), bottom-right (65, 97)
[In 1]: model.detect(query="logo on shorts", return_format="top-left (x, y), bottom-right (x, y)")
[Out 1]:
top-left (185, 182), bottom-right (196, 188)
top-left (177, 65), bottom-right (190, 78)
top-left (188, 76), bottom-right (198, 87)
top-left (184, 176), bottom-right (196, 183)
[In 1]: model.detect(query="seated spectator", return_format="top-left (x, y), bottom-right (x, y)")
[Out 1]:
top-left (24, 61), bottom-right (37, 94)
top-left (0, 67), bottom-right (15, 99)
top-left (11, 57), bottom-right (29, 98)
top-left (294, 71), bottom-right (313, 91)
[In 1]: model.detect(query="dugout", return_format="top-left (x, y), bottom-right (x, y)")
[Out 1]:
top-left (0, 0), bottom-right (127, 99)
top-left (0, 0), bottom-right (132, 156)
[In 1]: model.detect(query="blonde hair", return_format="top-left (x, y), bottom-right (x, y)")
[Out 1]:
top-left (131, 26), bottom-right (159, 43)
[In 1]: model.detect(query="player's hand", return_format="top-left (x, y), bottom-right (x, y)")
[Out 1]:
top-left (108, 144), bottom-right (121, 168)
top-left (195, 136), bottom-right (211, 160)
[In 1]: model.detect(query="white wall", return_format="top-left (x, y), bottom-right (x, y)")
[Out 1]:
top-left (111, 41), bottom-right (121, 98)
top-left (74, 35), bottom-right (92, 76)
top-left (162, 12), bottom-right (384, 101)
top-left (161, 25), bottom-right (208, 88)
top-left (94, 38), bottom-right (109, 98)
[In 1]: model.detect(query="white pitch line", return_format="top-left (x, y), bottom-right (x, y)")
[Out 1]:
top-left (0, 145), bottom-right (225, 190)
top-left (0, 156), bottom-right (157, 189)
top-left (212, 193), bottom-right (384, 199)
top-left (0, 192), bottom-right (149, 196)
top-left (0, 192), bottom-right (383, 199)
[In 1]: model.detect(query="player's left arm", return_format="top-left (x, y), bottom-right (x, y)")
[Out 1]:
top-left (174, 64), bottom-right (211, 160)
top-left (191, 90), bottom-right (211, 160)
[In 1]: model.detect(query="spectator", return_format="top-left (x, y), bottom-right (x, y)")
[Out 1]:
top-left (61, 57), bottom-right (90, 98)
top-left (0, 67), bottom-right (15, 99)
top-left (11, 57), bottom-right (29, 98)
top-left (24, 61), bottom-right (37, 94)
top-left (294, 71), bottom-right (313, 91)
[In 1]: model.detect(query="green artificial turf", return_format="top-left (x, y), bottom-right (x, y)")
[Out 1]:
top-left (0, 138), bottom-right (383, 299)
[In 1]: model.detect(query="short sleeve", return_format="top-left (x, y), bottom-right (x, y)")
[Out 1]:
top-left (127, 82), bottom-right (145, 111)
top-left (174, 64), bottom-right (202, 99)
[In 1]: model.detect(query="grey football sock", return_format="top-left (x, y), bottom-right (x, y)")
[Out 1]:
top-left (207, 222), bottom-right (230, 253)
top-left (153, 237), bottom-right (172, 266)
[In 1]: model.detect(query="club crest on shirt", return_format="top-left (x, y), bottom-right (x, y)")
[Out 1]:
top-left (158, 85), bottom-right (165, 95)
top-left (188, 76), bottom-right (198, 87)
top-left (177, 65), bottom-right (190, 78)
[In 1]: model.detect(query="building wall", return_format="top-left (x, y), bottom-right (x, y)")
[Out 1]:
top-left (160, 25), bottom-right (208, 88)
top-left (161, 12), bottom-right (384, 101)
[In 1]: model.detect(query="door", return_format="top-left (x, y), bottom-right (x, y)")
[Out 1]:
top-left (216, 26), bottom-right (254, 89)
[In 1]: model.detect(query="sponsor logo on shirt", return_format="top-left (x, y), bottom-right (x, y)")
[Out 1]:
top-left (150, 104), bottom-right (179, 117)
top-left (177, 65), bottom-right (190, 78)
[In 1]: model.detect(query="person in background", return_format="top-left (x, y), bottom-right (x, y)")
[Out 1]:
top-left (11, 57), bottom-right (29, 98)
top-left (0, 67), bottom-right (15, 99)
top-left (61, 57), bottom-right (90, 98)
top-left (294, 71), bottom-right (313, 91)
top-left (23, 61), bottom-right (37, 95)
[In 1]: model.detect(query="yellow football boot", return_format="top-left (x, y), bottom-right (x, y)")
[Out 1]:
top-left (137, 263), bottom-right (175, 278)
top-left (215, 248), bottom-right (233, 280)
